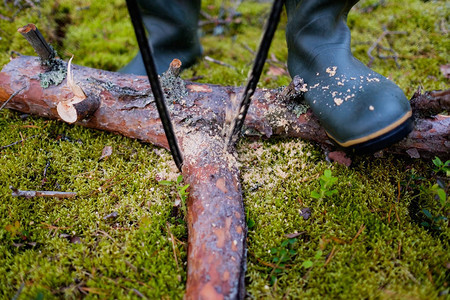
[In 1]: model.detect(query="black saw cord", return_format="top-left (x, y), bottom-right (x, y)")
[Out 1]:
top-left (125, 0), bottom-right (184, 171)
top-left (126, 0), bottom-right (284, 163)
top-left (225, 0), bottom-right (285, 149)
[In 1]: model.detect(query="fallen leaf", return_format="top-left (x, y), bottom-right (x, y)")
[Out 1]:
top-left (103, 211), bottom-right (118, 220)
top-left (267, 65), bottom-right (287, 77)
top-left (328, 151), bottom-right (352, 167)
top-left (406, 148), bottom-right (420, 159)
top-left (440, 64), bottom-right (450, 79)
top-left (99, 145), bottom-right (113, 161)
top-left (70, 236), bottom-right (82, 244)
top-left (285, 231), bottom-right (306, 238)
top-left (299, 207), bottom-right (311, 220)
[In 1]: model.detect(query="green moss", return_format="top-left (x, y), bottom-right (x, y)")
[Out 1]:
top-left (1, 0), bottom-right (448, 299)
top-left (349, 0), bottom-right (449, 96)
top-left (239, 140), bottom-right (448, 298)
top-left (0, 110), bottom-right (186, 298)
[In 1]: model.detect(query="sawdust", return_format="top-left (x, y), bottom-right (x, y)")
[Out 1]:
top-left (334, 98), bottom-right (344, 106)
top-left (366, 77), bottom-right (380, 83)
top-left (326, 66), bottom-right (337, 77)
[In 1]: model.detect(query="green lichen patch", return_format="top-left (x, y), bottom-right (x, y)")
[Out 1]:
top-left (160, 71), bottom-right (190, 108)
top-left (38, 59), bottom-right (67, 88)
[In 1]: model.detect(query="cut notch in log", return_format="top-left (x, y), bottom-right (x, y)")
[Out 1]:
top-left (56, 57), bottom-right (100, 123)
top-left (56, 94), bottom-right (100, 123)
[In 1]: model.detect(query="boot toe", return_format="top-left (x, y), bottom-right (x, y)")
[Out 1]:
top-left (310, 76), bottom-right (413, 152)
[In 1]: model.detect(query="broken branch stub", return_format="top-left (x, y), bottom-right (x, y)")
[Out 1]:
top-left (166, 58), bottom-right (182, 77)
top-left (17, 24), bottom-right (56, 64)
top-left (18, 24), bottom-right (100, 122)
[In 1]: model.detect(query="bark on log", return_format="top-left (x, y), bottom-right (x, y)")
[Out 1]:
top-left (181, 132), bottom-right (246, 299)
top-left (0, 56), bottom-right (449, 299)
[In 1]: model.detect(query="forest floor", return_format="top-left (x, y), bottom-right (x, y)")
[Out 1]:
top-left (0, 0), bottom-right (449, 299)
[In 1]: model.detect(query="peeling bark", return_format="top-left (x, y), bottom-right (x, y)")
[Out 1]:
top-left (1, 55), bottom-right (449, 299)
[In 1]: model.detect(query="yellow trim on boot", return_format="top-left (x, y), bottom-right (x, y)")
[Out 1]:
top-left (327, 110), bottom-right (413, 147)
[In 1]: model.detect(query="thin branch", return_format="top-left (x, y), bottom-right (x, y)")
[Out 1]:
top-left (241, 42), bottom-right (288, 72)
top-left (367, 26), bottom-right (406, 68)
top-left (0, 134), bottom-right (38, 150)
top-left (166, 222), bottom-right (180, 271)
top-left (349, 224), bottom-right (366, 244)
top-left (323, 246), bottom-right (337, 267)
top-left (204, 56), bottom-right (237, 70)
top-left (0, 86), bottom-right (25, 110)
top-left (10, 186), bottom-right (77, 198)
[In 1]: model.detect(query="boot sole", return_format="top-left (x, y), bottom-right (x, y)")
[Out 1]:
top-left (327, 111), bottom-right (414, 153)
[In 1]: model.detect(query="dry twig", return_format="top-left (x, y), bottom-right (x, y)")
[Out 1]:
top-left (204, 55), bottom-right (237, 70)
top-left (0, 134), bottom-right (38, 150)
top-left (10, 186), bottom-right (76, 198)
top-left (0, 86), bottom-right (25, 110)
top-left (367, 26), bottom-right (406, 68)
top-left (167, 222), bottom-right (180, 271)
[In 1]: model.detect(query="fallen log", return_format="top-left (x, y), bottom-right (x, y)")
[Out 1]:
top-left (0, 56), bottom-right (449, 299)
top-left (1, 56), bottom-right (448, 159)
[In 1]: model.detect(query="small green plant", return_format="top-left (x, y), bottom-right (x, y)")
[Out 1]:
top-left (310, 169), bottom-right (338, 201)
top-left (159, 175), bottom-right (190, 219)
top-left (247, 218), bottom-right (255, 230)
top-left (301, 249), bottom-right (324, 269)
top-left (139, 215), bottom-right (153, 232)
top-left (5, 221), bottom-right (22, 238)
top-left (269, 238), bottom-right (297, 285)
top-left (421, 184), bottom-right (449, 230)
top-left (5, 220), bottom-right (30, 242)
top-left (432, 156), bottom-right (450, 177)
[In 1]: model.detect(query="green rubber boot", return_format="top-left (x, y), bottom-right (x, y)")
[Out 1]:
top-left (120, 0), bottom-right (202, 75)
top-left (286, 0), bottom-right (413, 152)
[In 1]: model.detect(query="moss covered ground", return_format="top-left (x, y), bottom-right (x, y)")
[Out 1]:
top-left (0, 0), bottom-right (449, 298)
